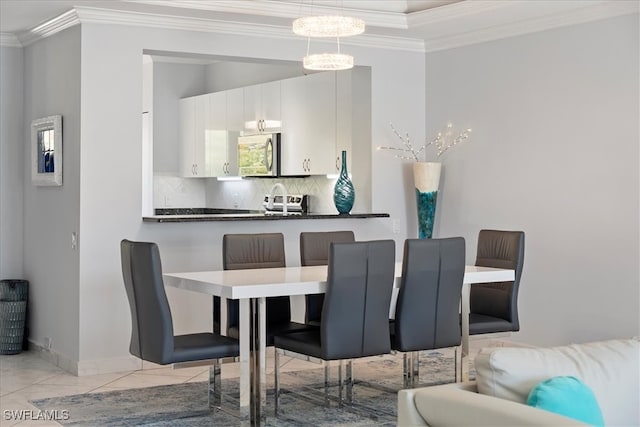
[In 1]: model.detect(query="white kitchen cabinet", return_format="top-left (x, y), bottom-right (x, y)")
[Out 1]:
top-left (180, 92), bottom-right (237, 177)
top-left (180, 95), bottom-right (207, 177)
top-left (280, 71), bottom-right (336, 175)
top-left (205, 91), bottom-right (231, 176)
top-left (243, 81), bottom-right (281, 134)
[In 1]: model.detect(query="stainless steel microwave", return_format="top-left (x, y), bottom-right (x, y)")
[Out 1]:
top-left (237, 133), bottom-right (280, 177)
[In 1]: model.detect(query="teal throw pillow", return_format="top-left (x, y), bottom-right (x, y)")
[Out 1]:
top-left (526, 376), bottom-right (604, 426)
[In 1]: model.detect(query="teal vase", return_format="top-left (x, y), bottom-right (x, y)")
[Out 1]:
top-left (413, 162), bottom-right (441, 239)
top-left (333, 150), bottom-right (355, 214)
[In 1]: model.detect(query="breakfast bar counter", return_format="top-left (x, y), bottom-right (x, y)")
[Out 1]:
top-left (143, 212), bottom-right (389, 223)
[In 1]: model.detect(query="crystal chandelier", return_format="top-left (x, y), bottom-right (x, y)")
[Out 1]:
top-left (303, 52), bottom-right (353, 71)
top-left (293, 2), bottom-right (364, 71)
top-left (292, 15), bottom-right (365, 38)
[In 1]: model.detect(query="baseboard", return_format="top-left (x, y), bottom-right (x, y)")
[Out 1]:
top-left (28, 340), bottom-right (144, 376)
top-left (28, 340), bottom-right (80, 375)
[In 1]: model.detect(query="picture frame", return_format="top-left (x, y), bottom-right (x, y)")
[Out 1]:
top-left (31, 115), bottom-right (62, 186)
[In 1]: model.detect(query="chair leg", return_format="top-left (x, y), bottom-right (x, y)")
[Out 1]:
top-left (208, 359), bottom-right (221, 411)
top-left (402, 352), bottom-right (420, 388)
top-left (454, 345), bottom-right (462, 382)
top-left (411, 351), bottom-right (420, 387)
top-left (274, 348), bottom-right (280, 415)
top-left (345, 360), bottom-right (353, 404)
top-left (324, 361), bottom-right (331, 407)
top-left (339, 360), bottom-right (346, 406)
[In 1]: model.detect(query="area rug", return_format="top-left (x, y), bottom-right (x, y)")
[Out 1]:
top-left (31, 351), bottom-right (466, 426)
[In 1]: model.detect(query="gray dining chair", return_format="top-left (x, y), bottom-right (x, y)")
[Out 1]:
top-left (120, 239), bottom-right (239, 411)
top-left (273, 240), bottom-right (396, 413)
top-left (470, 229), bottom-right (525, 335)
top-left (299, 230), bottom-right (355, 325)
top-left (391, 237), bottom-right (465, 388)
top-left (218, 233), bottom-right (310, 346)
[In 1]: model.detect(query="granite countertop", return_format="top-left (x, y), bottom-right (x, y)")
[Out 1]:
top-left (143, 208), bottom-right (389, 222)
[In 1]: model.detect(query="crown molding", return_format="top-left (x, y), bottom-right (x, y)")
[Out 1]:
top-left (9, 1), bottom-right (638, 52)
top-left (408, 0), bottom-right (506, 27)
top-left (126, 0), bottom-right (409, 29)
top-left (0, 32), bottom-right (22, 48)
top-left (17, 10), bottom-right (80, 47)
top-left (73, 6), bottom-right (425, 52)
top-left (423, 0), bottom-right (640, 53)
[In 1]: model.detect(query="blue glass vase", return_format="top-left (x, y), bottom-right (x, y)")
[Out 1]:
top-left (413, 162), bottom-right (441, 239)
top-left (333, 150), bottom-right (355, 214)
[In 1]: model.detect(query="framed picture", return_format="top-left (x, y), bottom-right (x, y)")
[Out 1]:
top-left (31, 115), bottom-right (62, 186)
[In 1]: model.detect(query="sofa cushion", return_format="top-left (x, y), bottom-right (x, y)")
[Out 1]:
top-left (526, 376), bottom-right (604, 426)
top-left (474, 339), bottom-right (639, 426)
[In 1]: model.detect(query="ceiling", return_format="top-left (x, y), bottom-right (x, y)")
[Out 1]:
top-left (1, 0), bottom-right (637, 49)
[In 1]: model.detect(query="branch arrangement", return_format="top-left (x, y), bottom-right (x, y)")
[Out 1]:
top-left (378, 122), bottom-right (472, 162)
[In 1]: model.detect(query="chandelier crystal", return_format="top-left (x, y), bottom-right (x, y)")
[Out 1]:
top-left (293, 15), bottom-right (365, 38)
top-left (303, 53), bottom-right (354, 71)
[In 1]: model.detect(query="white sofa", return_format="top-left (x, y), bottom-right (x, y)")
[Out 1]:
top-left (398, 339), bottom-right (639, 426)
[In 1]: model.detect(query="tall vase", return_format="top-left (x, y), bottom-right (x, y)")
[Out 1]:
top-left (333, 150), bottom-right (355, 214)
top-left (413, 162), bottom-right (441, 239)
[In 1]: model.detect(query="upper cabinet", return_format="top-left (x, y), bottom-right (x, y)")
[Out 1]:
top-left (243, 81), bottom-right (281, 134)
top-left (179, 95), bottom-right (203, 177)
top-left (179, 92), bottom-right (238, 178)
top-left (281, 71), bottom-right (337, 175)
top-left (179, 69), bottom-right (363, 178)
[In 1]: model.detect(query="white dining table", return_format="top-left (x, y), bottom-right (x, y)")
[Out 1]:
top-left (164, 262), bottom-right (514, 426)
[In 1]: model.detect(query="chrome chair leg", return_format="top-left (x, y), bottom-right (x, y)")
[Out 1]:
top-left (345, 360), bottom-right (353, 404)
top-left (208, 359), bottom-right (221, 411)
top-left (338, 360), bottom-right (344, 406)
top-left (411, 351), bottom-right (420, 387)
top-left (324, 361), bottom-right (331, 407)
top-left (454, 345), bottom-right (462, 382)
top-left (274, 349), bottom-right (281, 415)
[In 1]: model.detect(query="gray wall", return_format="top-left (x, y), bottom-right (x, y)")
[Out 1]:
top-left (427, 14), bottom-right (639, 346)
top-left (22, 26), bottom-right (82, 362)
top-left (0, 46), bottom-right (24, 279)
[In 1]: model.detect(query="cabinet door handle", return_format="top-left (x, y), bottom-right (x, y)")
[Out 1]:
top-left (192, 164), bottom-right (195, 175)
top-left (336, 156), bottom-right (340, 171)
top-left (194, 164), bottom-right (198, 175)
top-left (307, 158), bottom-right (311, 172)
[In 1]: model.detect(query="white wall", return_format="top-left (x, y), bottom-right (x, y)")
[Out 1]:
top-left (72, 24), bottom-right (422, 373)
top-left (22, 27), bottom-right (82, 364)
top-left (0, 46), bottom-right (24, 279)
top-left (427, 14), bottom-right (639, 346)
top-left (205, 60), bottom-right (304, 92)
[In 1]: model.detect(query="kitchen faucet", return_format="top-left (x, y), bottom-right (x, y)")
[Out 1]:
top-left (267, 182), bottom-right (288, 216)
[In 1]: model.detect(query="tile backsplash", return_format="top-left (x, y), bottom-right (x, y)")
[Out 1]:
top-left (154, 174), bottom-right (339, 214)
top-left (154, 173), bottom-right (206, 208)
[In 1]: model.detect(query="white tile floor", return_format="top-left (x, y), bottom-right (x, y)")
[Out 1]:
top-left (1, 339), bottom-right (507, 427)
